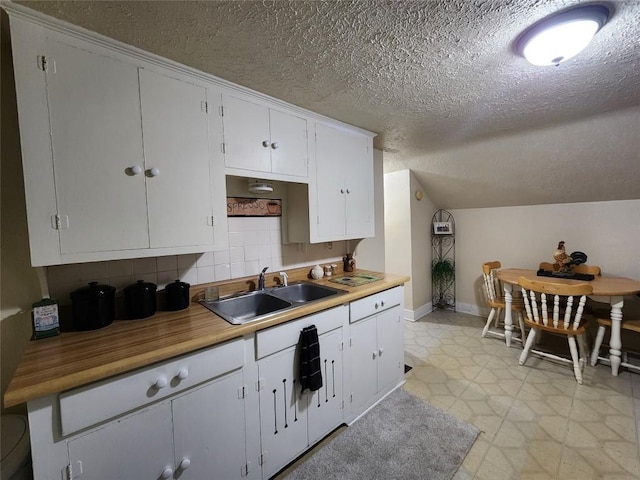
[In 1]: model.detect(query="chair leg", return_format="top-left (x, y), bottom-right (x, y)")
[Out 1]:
top-left (519, 328), bottom-right (537, 365)
top-left (568, 336), bottom-right (583, 385)
top-left (590, 325), bottom-right (606, 366)
top-left (516, 311), bottom-right (526, 341)
top-left (494, 307), bottom-right (502, 328)
top-left (577, 333), bottom-right (589, 366)
top-left (482, 308), bottom-right (497, 337)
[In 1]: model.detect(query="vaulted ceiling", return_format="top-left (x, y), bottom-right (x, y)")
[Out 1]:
top-left (9, 1), bottom-right (640, 208)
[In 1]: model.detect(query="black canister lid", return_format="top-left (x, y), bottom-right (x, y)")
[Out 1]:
top-left (165, 279), bottom-right (190, 292)
top-left (70, 281), bottom-right (116, 299)
top-left (125, 279), bottom-right (157, 294)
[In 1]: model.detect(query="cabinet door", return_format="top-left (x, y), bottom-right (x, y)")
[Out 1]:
top-left (222, 95), bottom-right (271, 172)
top-left (307, 327), bottom-right (344, 445)
top-left (349, 316), bottom-right (378, 412)
top-left (344, 136), bottom-right (374, 238)
top-left (376, 306), bottom-right (404, 393)
top-left (45, 39), bottom-right (149, 254)
top-left (258, 346), bottom-right (308, 479)
top-left (172, 370), bottom-right (247, 480)
top-left (315, 123), bottom-right (348, 239)
top-left (67, 402), bottom-right (174, 479)
top-left (269, 109), bottom-right (308, 177)
top-left (139, 69), bottom-right (214, 248)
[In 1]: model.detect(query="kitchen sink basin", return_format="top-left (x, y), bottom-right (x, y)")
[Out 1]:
top-left (270, 282), bottom-right (344, 304)
top-left (200, 281), bottom-right (345, 325)
top-left (201, 292), bottom-right (292, 325)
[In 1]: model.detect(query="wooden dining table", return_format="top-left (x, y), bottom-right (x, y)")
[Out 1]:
top-left (497, 268), bottom-right (640, 376)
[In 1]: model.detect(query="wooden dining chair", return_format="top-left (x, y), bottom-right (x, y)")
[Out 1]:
top-left (518, 276), bottom-right (593, 384)
top-left (590, 298), bottom-right (640, 373)
top-left (481, 261), bottom-right (526, 341)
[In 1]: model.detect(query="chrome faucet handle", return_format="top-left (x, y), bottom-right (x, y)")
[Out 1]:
top-left (279, 271), bottom-right (288, 287)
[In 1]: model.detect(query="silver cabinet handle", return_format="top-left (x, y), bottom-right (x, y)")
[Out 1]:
top-left (262, 140), bottom-right (270, 147)
top-left (147, 167), bottom-right (160, 177)
top-left (271, 142), bottom-right (279, 149)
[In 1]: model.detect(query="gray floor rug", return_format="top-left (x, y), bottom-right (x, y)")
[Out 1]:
top-left (284, 388), bottom-right (479, 480)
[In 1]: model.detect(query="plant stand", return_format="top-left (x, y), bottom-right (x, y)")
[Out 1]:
top-left (432, 209), bottom-right (455, 311)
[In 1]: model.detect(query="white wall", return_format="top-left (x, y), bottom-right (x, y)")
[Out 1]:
top-left (451, 200), bottom-right (640, 315)
top-left (354, 149), bottom-right (385, 272)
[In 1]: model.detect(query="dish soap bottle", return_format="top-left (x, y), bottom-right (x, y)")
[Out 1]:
top-left (32, 297), bottom-right (60, 339)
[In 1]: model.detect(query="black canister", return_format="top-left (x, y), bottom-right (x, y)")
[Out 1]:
top-left (124, 280), bottom-right (157, 319)
top-left (165, 279), bottom-right (191, 311)
top-left (70, 282), bottom-right (116, 331)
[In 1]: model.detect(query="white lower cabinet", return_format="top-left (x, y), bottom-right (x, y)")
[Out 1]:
top-left (349, 287), bottom-right (405, 415)
top-left (256, 306), bottom-right (347, 479)
top-left (66, 371), bottom-right (246, 479)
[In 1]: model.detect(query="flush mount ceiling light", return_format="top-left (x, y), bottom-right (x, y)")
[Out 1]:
top-left (248, 181), bottom-right (274, 194)
top-left (516, 4), bottom-right (609, 66)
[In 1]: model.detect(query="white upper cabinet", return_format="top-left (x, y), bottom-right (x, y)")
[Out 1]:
top-left (8, 16), bottom-right (227, 265)
top-left (222, 94), bottom-right (309, 180)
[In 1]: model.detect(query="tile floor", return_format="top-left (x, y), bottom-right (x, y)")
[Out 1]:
top-left (404, 310), bottom-right (640, 480)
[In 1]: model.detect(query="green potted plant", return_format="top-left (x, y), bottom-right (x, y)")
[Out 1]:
top-left (432, 258), bottom-right (455, 309)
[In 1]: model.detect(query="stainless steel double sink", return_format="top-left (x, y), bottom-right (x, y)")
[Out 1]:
top-left (200, 281), bottom-right (346, 325)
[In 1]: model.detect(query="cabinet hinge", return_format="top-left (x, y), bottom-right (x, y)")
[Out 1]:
top-left (237, 385), bottom-right (247, 399)
top-left (259, 451), bottom-right (268, 465)
top-left (339, 341), bottom-right (344, 351)
top-left (349, 337), bottom-right (353, 347)
top-left (340, 400), bottom-right (345, 409)
top-left (207, 215), bottom-right (216, 227)
top-left (37, 55), bottom-right (55, 73)
top-left (256, 378), bottom-right (265, 391)
top-left (65, 461), bottom-right (82, 480)
top-left (201, 101), bottom-right (208, 113)
top-left (219, 105), bottom-right (224, 117)
top-left (240, 461), bottom-right (251, 477)
top-left (317, 215), bottom-right (320, 225)
top-left (221, 143), bottom-right (226, 154)
top-left (51, 214), bottom-right (69, 230)
top-left (349, 393), bottom-right (353, 403)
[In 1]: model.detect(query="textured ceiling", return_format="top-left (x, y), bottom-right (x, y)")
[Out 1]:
top-left (8, 0), bottom-right (640, 208)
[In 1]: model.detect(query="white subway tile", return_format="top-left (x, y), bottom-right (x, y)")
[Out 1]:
top-left (245, 260), bottom-right (260, 276)
top-left (269, 229), bottom-right (282, 245)
top-left (214, 264), bottom-right (231, 281)
top-left (109, 259), bottom-right (133, 277)
top-left (177, 254), bottom-right (197, 270)
top-left (214, 250), bottom-right (230, 265)
top-left (47, 264), bottom-right (81, 285)
top-left (156, 270), bottom-right (178, 290)
top-left (271, 243), bottom-right (283, 259)
top-left (259, 244), bottom-right (271, 261)
top-left (244, 245), bottom-right (260, 261)
top-left (244, 232), bottom-right (259, 247)
top-left (156, 255), bottom-right (178, 272)
top-left (227, 217), bottom-right (244, 233)
top-left (109, 275), bottom-right (136, 292)
top-left (228, 232), bottom-right (244, 247)
top-left (79, 262), bottom-right (109, 281)
top-left (229, 247), bottom-right (244, 263)
top-left (229, 262), bottom-right (246, 279)
top-left (196, 252), bottom-right (214, 267)
top-left (133, 258), bottom-right (157, 275)
top-left (178, 267), bottom-right (198, 286)
top-left (197, 265), bottom-right (215, 284)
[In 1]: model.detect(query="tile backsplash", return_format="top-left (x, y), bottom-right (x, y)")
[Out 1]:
top-left (47, 216), bottom-right (344, 304)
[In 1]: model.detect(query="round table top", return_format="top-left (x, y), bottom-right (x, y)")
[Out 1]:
top-left (497, 268), bottom-right (640, 297)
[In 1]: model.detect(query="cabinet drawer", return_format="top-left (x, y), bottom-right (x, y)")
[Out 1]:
top-left (59, 338), bottom-right (243, 436)
top-left (350, 287), bottom-right (403, 323)
top-left (256, 305), bottom-right (347, 359)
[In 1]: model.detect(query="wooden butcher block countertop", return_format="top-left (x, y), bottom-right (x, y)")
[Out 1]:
top-left (4, 269), bottom-right (409, 408)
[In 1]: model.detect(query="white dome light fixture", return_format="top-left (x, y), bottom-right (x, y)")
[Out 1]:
top-left (248, 181), bottom-right (274, 194)
top-left (516, 4), bottom-right (609, 66)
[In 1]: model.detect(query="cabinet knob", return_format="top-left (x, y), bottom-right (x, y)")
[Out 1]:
top-left (372, 351), bottom-right (377, 359)
top-left (262, 140), bottom-right (270, 147)
top-left (153, 376), bottom-right (168, 389)
top-left (129, 165), bottom-right (143, 175)
top-left (270, 142), bottom-right (279, 149)
top-left (178, 457), bottom-right (191, 470)
top-left (160, 467), bottom-right (173, 479)
top-left (147, 167), bottom-right (160, 177)
top-left (380, 300), bottom-right (385, 307)
top-left (177, 368), bottom-right (189, 380)
top-left (379, 347), bottom-right (384, 356)
top-left (346, 188), bottom-right (350, 194)
top-left (340, 188), bottom-right (345, 194)
top-left (374, 302), bottom-right (379, 309)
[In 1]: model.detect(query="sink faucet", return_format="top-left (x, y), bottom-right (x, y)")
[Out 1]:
top-left (279, 271), bottom-right (288, 287)
top-left (258, 267), bottom-right (268, 290)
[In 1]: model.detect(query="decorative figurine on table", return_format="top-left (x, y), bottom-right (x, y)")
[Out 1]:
top-left (553, 241), bottom-right (587, 273)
